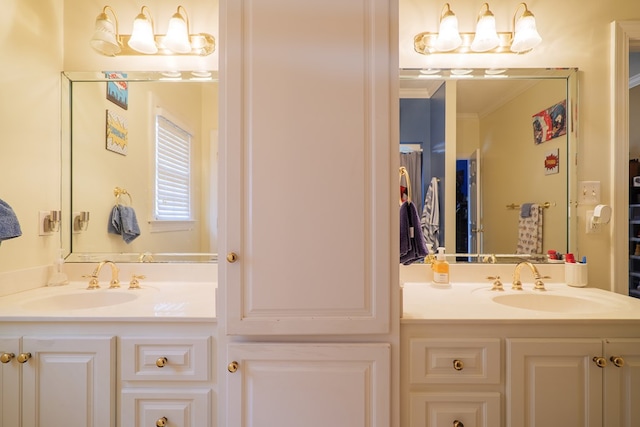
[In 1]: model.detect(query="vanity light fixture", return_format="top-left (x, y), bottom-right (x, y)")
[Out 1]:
top-left (128, 6), bottom-right (157, 54)
top-left (414, 2), bottom-right (542, 55)
top-left (90, 5), bottom-right (216, 56)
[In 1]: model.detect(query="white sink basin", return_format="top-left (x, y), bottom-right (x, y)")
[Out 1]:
top-left (491, 293), bottom-right (619, 313)
top-left (22, 291), bottom-right (139, 311)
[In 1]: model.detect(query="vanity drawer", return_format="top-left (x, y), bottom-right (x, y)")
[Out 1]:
top-left (120, 388), bottom-right (212, 427)
top-left (409, 338), bottom-right (500, 384)
top-left (409, 392), bottom-right (501, 427)
top-left (120, 337), bottom-right (211, 381)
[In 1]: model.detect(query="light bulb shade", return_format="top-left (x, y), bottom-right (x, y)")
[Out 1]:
top-left (471, 13), bottom-right (500, 52)
top-left (128, 11), bottom-right (157, 54)
top-left (90, 13), bottom-right (121, 56)
top-left (511, 13), bottom-right (541, 53)
top-left (434, 14), bottom-right (461, 52)
top-left (164, 12), bottom-right (191, 53)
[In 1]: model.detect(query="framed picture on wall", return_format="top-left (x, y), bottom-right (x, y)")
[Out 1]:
top-left (105, 71), bottom-right (128, 110)
top-left (532, 99), bottom-right (567, 144)
top-left (106, 109), bottom-right (128, 155)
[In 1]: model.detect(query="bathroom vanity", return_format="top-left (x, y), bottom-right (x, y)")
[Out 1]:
top-left (0, 276), bottom-right (216, 427)
top-left (400, 265), bottom-right (640, 427)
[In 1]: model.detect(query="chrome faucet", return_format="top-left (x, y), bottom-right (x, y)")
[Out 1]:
top-left (512, 261), bottom-right (546, 291)
top-left (84, 261), bottom-right (120, 289)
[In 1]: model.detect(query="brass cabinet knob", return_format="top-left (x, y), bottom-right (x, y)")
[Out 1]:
top-left (593, 356), bottom-right (607, 368)
top-left (453, 421), bottom-right (464, 427)
top-left (0, 352), bottom-right (15, 364)
top-left (228, 361), bottom-right (239, 373)
top-left (156, 417), bottom-right (168, 427)
top-left (17, 353), bottom-right (31, 364)
top-left (226, 252), bottom-right (238, 263)
top-left (610, 356), bottom-right (625, 368)
top-left (452, 359), bottom-right (464, 371)
top-left (155, 357), bottom-right (168, 368)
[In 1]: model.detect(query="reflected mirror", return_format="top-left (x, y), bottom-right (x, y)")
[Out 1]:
top-left (61, 71), bottom-right (218, 263)
top-left (399, 68), bottom-right (578, 262)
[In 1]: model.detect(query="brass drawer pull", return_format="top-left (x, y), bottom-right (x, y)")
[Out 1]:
top-left (156, 416), bottom-right (168, 427)
top-left (610, 356), bottom-right (625, 367)
top-left (0, 352), bottom-right (15, 363)
top-left (593, 356), bottom-right (607, 368)
top-left (453, 359), bottom-right (464, 371)
top-left (155, 357), bottom-right (168, 368)
top-left (17, 353), bottom-right (31, 364)
top-left (453, 420), bottom-right (464, 427)
top-left (228, 361), bottom-right (239, 373)
top-left (226, 252), bottom-right (238, 263)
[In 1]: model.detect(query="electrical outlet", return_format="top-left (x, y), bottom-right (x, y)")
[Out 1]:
top-left (585, 210), bottom-right (602, 234)
top-left (38, 211), bottom-right (53, 236)
top-left (578, 181), bottom-right (601, 205)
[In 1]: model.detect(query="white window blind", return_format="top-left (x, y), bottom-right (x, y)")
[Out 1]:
top-left (155, 114), bottom-right (192, 220)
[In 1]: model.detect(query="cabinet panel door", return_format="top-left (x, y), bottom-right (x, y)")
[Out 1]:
top-left (507, 338), bottom-right (602, 427)
top-left (21, 336), bottom-right (115, 427)
top-left (226, 343), bottom-right (390, 427)
top-left (220, 0), bottom-right (395, 335)
top-left (0, 337), bottom-right (20, 427)
top-left (604, 339), bottom-right (640, 427)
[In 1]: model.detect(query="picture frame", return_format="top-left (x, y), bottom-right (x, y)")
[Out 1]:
top-left (106, 109), bottom-right (128, 155)
top-left (532, 99), bottom-right (567, 144)
top-left (105, 71), bottom-right (128, 110)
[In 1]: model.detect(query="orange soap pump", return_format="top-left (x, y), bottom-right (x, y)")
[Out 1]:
top-left (431, 247), bottom-right (450, 288)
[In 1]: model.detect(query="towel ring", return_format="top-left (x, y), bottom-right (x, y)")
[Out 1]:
top-left (399, 166), bottom-right (412, 205)
top-left (114, 187), bottom-right (133, 206)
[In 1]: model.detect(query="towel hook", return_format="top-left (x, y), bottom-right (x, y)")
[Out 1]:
top-left (114, 187), bottom-right (133, 206)
top-left (399, 167), bottom-right (412, 205)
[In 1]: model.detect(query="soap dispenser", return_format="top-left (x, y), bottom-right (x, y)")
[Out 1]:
top-left (47, 248), bottom-right (69, 286)
top-left (432, 247), bottom-right (450, 288)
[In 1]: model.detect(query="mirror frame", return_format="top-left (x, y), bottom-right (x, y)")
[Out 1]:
top-left (399, 67), bottom-right (579, 262)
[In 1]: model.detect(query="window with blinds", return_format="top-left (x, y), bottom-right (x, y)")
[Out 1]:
top-left (155, 114), bottom-right (192, 221)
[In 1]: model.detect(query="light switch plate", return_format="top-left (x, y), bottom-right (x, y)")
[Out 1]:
top-left (578, 181), bottom-right (601, 204)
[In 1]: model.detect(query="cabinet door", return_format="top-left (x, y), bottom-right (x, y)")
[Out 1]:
top-left (220, 0), bottom-right (396, 335)
top-left (226, 343), bottom-right (390, 427)
top-left (604, 338), bottom-right (640, 427)
top-left (507, 338), bottom-right (603, 427)
top-left (0, 337), bottom-right (20, 427)
top-left (21, 336), bottom-right (115, 427)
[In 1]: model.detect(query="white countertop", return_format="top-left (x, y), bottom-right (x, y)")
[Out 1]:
top-left (0, 281), bottom-right (216, 322)
top-left (402, 281), bottom-right (640, 323)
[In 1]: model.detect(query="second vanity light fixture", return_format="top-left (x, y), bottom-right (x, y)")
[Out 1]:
top-left (90, 5), bottom-right (216, 56)
top-left (414, 2), bottom-right (542, 55)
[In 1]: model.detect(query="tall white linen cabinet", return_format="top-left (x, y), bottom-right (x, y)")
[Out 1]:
top-left (218, 0), bottom-right (399, 426)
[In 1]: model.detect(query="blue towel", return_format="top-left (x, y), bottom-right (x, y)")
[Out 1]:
top-left (0, 198), bottom-right (22, 242)
top-left (107, 205), bottom-right (140, 244)
top-left (400, 201), bottom-right (428, 265)
top-left (520, 203), bottom-right (533, 218)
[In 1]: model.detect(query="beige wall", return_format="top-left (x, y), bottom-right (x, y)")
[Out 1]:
top-left (2, 0), bottom-right (640, 289)
top-left (481, 80), bottom-right (567, 254)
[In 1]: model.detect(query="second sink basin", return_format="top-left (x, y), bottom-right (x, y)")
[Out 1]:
top-left (491, 292), bottom-right (620, 313)
top-left (22, 291), bottom-right (139, 311)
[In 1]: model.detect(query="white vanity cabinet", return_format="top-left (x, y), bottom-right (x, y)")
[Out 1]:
top-left (119, 336), bottom-right (214, 427)
top-left (402, 323), bottom-right (640, 427)
top-left (508, 337), bottom-right (640, 427)
top-left (0, 335), bottom-right (115, 427)
top-left (218, 0), bottom-right (397, 425)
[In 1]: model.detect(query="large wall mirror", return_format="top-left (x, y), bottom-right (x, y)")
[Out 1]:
top-left (61, 68), bottom-right (577, 264)
top-left (61, 71), bottom-right (218, 263)
top-left (399, 68), bottom-right (578, 262)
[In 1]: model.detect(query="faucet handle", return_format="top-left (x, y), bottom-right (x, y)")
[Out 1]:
top-left (129, 274), bottom-right (146, 289)
top-left (486, 276), bottom-right (504, 291)
top-left (82, 274), bottom-right (100, 290)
